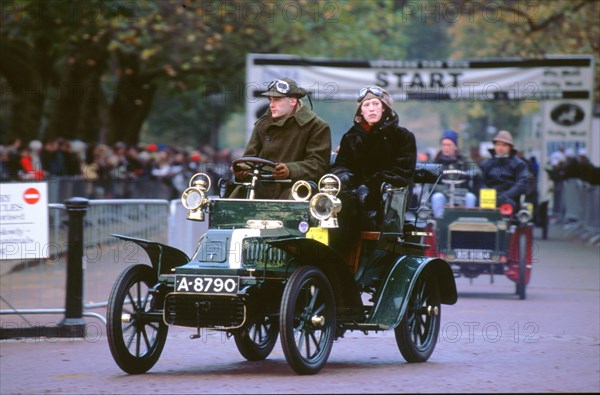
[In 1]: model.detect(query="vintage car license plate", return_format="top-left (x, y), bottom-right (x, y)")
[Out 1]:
top-left (455, 249), bottom-right (493, 261)
top-left (175, 275), bottom-right (239, 294)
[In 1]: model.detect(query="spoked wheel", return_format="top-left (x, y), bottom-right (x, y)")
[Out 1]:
top-left (395, 274), bottom-right (441, 362)
top-left (516, 234), bottom-right (527, 300)
top-left (234, 315), bottom-right (279, 361)
top-left (280, 266), bottom-right (336, 375)
top-left (107, 264), bottom-right (168, 374)
top-left (539, 201), bottom-right (549, 240)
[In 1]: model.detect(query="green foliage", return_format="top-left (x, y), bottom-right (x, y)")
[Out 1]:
top-left (444, 0), bottom-right (598, 151)
top-left (287, 1), bottom-right (409, 59)
top-left (0, 0), bottom-right (596, 149)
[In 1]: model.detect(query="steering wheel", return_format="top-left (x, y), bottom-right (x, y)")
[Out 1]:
top-left (232, 156), bottom-right (278, 180)
top-left (441, 169), bottom-right (469, 186)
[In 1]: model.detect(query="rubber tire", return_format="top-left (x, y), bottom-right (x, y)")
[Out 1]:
top-left (516, 234), bottom-right (527, 300)
top-left (395, 274), bottom-right (441, 363)
top-left (542, 220), bottom-right (548, 240)
top-left (540, 201), bottom-right (549, 240)
top-left (280, 266), bottom-right (336, 375)
top-left (107, 264), bottom-right (168, 374)
top-left (234, 316), bottom-right (279, 361)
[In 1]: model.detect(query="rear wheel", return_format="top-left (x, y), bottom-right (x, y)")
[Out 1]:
top-left (516, 234), bottom-right (527, 300)
top-left (395, 274), bottom-right (441, 362)
top-left (234, 315), bottom-right (278, 361)
top-left (107, 264), bottom-right (168, 374)
top-left (280, 266), bottom-right (336, 375)
top-left (542, 220), bottom-right (548, 240)
top-left (539, 201), bottom-right (549, 240)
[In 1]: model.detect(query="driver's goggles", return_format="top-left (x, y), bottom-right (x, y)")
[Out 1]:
top-left (357, 85), bottom-right (384, 101)
top-left (268, 79), bottom-right (291, 94)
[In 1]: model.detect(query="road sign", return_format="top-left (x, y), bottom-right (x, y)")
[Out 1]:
top-left (0, 182), bottom-right (49, 260)
top-left (23, 187), bottom-right (41, 204)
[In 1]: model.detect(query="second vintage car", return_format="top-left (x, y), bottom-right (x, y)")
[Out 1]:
top-left (416, 166), bottom-right (534, 300)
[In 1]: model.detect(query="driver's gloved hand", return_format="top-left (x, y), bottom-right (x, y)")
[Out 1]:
top-left (233, 169), bottom-right (248, 181)
top-left (273, 163), bottom-right (290, 180)
top-left (232, 164), bottom-right (250, 181)
top-left (354, 184), bottom-right (369, 205)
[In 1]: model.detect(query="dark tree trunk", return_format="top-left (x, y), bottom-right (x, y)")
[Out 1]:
top-left (0, 38), bottom-right (44, 142)
top-left (45, 34), bottom-right (111, 143)
top-left (107, 51), bottom-right (157, 146)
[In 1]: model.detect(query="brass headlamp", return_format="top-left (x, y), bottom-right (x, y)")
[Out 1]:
top-left (516, 197), bottom-right (533, 225)
top-left (516, 205), bottom-right (533, 225)
top-left (309, 174), bottom-right (342, 228)
top-left (181, 173), bottom-right (211, 221)
top-left (291, 180), bottom-right (317, 202)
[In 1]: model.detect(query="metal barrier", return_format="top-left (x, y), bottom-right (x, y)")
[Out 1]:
top-left (168, 199), bottom-right (208, 257)
top-left (0, 198), bottom-right (170, 338)
top-left (44, 167), bottom-right (231, 203)
top-left (563, 179), bottom-right (584, 221)
top-left (562, 179), bottom-right (600, 245)
top-left (45, 176), bottom-right (177, 203)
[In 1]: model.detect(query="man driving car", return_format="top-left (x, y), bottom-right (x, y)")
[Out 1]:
top-left (230, 78), bottom-right (331, 199)
top-left (479, 130), bottom-right (530, 210)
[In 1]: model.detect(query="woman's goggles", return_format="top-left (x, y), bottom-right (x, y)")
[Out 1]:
top-left (268, 79), bottom-right (291, 94)
top-left (357, 85), bottom-right (384, 101)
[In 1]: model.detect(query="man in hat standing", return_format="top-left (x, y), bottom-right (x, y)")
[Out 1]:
top-left (231, 78), bottom-right (331, 199)
top-left (479, 130), bottom-right (530, 210)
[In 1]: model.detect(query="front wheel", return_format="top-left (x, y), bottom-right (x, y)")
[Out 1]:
top-left (234, 315), bottom-right (279, 361)
top-left (516, 234), bottom-right (527, 300)
top-left (280, 266), bottom-right (336, 375)
top-left (106, 264), bottom-right (168, 374)
top-left (395, 274), bottom-right (441, 362)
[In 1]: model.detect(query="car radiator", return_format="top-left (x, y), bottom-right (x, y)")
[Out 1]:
top-left (164, 294), bottom-right (245, 329)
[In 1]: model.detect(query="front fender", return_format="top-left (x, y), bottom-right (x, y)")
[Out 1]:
top-left (367, 256), bottom-right (457, 329)
top-left (267, 237), bottom-right (363, 310)
top-left (111, 234), bottom-right (190, 277)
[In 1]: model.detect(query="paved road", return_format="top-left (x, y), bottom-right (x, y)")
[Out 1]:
top-left (1, 225), bottom-right (598, 394)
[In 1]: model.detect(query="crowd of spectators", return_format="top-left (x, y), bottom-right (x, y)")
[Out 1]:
top-left (0, 137), bottom-right (239, 199)
top-left (545, 146), bottom-right (600, 220)
top-left (546, 147), bottom-right (600, 186)
top-left (2, 137), bottom-right (599, 203)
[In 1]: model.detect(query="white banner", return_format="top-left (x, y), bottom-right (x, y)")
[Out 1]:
top-left (0, 182), bottom-right (49, 260)
top-left (246, 54), bottom-right (593, 123)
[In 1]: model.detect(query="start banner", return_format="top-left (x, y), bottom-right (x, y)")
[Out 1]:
top-left (246, 53), bottom-right (595, 171)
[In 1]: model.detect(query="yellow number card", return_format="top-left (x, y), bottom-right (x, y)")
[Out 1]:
top-left (479, 188), bottom-right (497, 209)
top-left (306, 227), bottom-right (329, 245)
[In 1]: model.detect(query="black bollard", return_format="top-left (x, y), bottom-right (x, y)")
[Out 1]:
top-left (58, 197), bottom-right (89, 337)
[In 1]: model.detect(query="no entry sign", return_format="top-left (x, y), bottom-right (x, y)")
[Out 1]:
top-left (23, 187), bottom-right (41, 204)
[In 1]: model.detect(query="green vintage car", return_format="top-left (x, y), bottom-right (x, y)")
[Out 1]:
top-left (419, 167), bottom-right (534, 300)
top-left (106, 157), bottom-right (457, 375)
